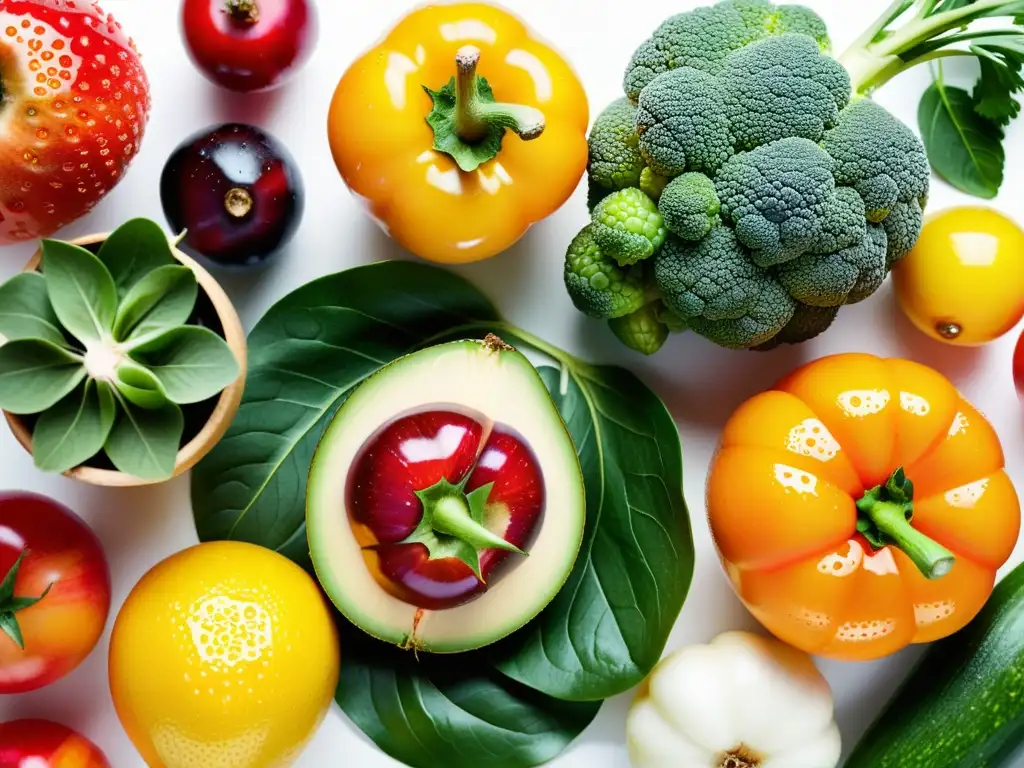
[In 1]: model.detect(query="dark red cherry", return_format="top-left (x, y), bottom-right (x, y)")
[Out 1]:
top-left (182, 0), bottom-right (318, 93)
top-left (160, 123), bottom-right (303, 268)
top-left (348, 409), bottom-right (545, 610)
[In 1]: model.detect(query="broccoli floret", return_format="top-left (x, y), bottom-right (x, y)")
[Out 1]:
top-left (654, 229), bottom-right (795, 348)
top-left (659, 173), bottom-right (721, 241)
top-left (609, 302), bottom-right (671, 355)
top-left (592, 188), bottom-right (667, 265)
top-left (882, 199), bottom-right (925, 267)
top-left (639, 167), bottom-right (671, 201)
top-left (822, 98), bottom-right (930, 223)
top-left (754, 303), bottom-right (840, 350)
top-left (564, 226), bottom-right (648, 319)
top-left (776, 223), bottom-right (888, 307)
top-left (635, 67), bottom-right (733, 176)
top-left (588, 98), bottom-right (646, 192)
top-left (715, 138), bottom-right (864, 266)
top-left (719, 34), bottom-right (851, 150)
top-left (622, 0), bottom-right (830, 100)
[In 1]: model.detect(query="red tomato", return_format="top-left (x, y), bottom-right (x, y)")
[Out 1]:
top-left (1015, 329), bottom-right (1024, 398)
top-left (181, 0), bottom-right (318, 93)
top-left (0, 720), bottom-right (110, 768)
top-left (0, 0), bottom-right (151, 243)
top-left (0, 492), bottom-right (110, 693)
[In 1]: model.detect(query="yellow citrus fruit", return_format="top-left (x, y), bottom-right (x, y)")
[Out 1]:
top-left (108, 542), bottom-right (340, 768)
top-left (894, 206), bottom-right (1024, 346)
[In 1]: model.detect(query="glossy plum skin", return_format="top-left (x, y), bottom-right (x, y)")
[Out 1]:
top-left (161, 123), bottom-right (304, 268)
top-left (0, 720), bottom-right (110, 768)
top-left (182, 0), bottom-right (317, 93)
top-left (0, 492), bottom-right (111, 694)
top-left (348, 410), bottom-right (545, 610)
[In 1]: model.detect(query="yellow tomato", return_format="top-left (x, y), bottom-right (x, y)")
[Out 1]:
top-left (108, 542), bottom-right (340, 768)
top-left (894, 207), bottom-right (1024, 345)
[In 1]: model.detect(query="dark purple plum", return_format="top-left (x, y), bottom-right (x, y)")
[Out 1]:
top-left (160, 123), bottom-right (303, 268)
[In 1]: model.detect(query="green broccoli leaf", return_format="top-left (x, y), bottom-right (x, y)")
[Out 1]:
top-left (971, 36), bottom-right (1024, 126)
top-left (918, 74), bottom-right (1004, 199)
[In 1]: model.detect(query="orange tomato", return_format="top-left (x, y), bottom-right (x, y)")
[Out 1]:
top-left (707, 354), bottom-right (1020, 661)
top-left (327, 3), bottom-right (588, 264)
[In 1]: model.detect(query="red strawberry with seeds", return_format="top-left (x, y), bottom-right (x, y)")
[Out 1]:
top-left (0, 0), bottom-right (150, 244)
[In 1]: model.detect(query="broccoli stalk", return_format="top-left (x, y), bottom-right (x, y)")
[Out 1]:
top-left (840, 0), bottom-right (1024, 99)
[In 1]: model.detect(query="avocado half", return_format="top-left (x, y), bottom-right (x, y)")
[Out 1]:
top-left (307, 337), bottom-right (586, 653)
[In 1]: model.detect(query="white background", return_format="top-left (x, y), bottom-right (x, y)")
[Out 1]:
top-left (1, 0), bottom-right (1023, 766)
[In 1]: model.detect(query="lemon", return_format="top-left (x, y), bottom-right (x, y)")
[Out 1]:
top-left (109, 542), bottom-right (340, 768)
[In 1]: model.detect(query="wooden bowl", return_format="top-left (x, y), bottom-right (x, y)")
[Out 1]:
top-left (4, 232), bottom-right (247, 487)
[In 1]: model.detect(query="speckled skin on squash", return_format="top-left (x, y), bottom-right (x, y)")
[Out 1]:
top-left (846, 562), bottom-right (1024, 767)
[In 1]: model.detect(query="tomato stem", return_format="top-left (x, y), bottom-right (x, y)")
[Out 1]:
top-left (856, 468), bottom-right (955, 580)
top-left (0, 550), bottom-right (54, 650)
top-left (225, 0), bottom-right (259, 24)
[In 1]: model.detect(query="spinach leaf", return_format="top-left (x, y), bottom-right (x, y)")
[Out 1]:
top-left (337, 622), bottom-right (600, 768)
top-left (487, 362), bottom-right (693, 701)
top-left (919, 77), bottom-right (1004, 198)
top-left (191, 262), bottom-right (501, 565)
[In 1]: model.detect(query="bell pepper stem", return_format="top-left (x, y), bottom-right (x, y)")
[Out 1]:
top-left (432, 495), bottom-right (523, 555)
top-left (865, 500), bottom-right (955, 580)
top-left (454, 47), bottom-right (545, 143)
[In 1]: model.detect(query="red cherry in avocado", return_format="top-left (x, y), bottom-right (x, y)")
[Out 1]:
top-left (181, 0), bottom-right (318, 93)
top-left (348, 410), bottom-right (545, 610)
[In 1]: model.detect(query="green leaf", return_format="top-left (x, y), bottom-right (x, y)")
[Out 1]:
top-left (190, 261), bottom-right (501, 565)
top-left (0, 550), bottom-right (24, 603)
top-left (41, 239), bottom-right (118, 345)
top-left (0, 339), bottom-right (85, 414)
top-left (336, 622), bottom-right (600, 768)
top-left (115, 360), bottom-right (170, 410)
top-left (96, 218), bottom-right (177, 297)
top-left (130, 326), bottom-right (239, 405)
top-left (32, 380), bottom-right (116, 474)
top-left (112, 265), bottom-right (198, 342)
top-left (0, 613), bottom-right (24, 649)
top-left (0, 272), bottom-right (66, 347)
top-left (919, 79), bottom-right (1004, 198)
top-left (0, 551), bottom-right (53, 650)
top-left (971, 36), bottom-right (1024, 126)
top-left (487, 362), bottom-right (694, 701)
top-left (104, 396), bottom-right (183, 481)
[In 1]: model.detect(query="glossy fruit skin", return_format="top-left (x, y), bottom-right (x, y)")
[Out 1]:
top-left (1014, 329), bottom-right (1024, 400)
top-left (181, 0), bottom-right (317, 93)
top-left (707, 354), bottom-right (1020, 662)
top-left (109, 541), bottom-right (339, 768)
top-left (0, 0), bottom-right (151, 243)
top-left (0, 492), bottom-right (111, 694)
top-left (328, 2), bottom-right (589, 264)
top-left (894, 207), bottom-right (1024, 346)
top-left (349, 409), bottom-right (544, 610)
top-left (0, 719), bottom-right (111, 768)
top-left (161, 123), bottom-right (304, 268)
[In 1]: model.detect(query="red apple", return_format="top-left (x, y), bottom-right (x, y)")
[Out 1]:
top-left (348, 410), bottom-right (544, 609)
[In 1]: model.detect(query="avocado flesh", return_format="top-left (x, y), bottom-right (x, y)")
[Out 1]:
top-left (307, 339), bottom-right (586, 653)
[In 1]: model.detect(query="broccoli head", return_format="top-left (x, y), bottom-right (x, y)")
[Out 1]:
top-left (563, 226), bottom-right (648, 320)
top-left (588, 98), bottom-right (646, 192)
top-left (609, 302), bottom-right (671, 355)
top-left (623, 0), bottom-right (831, 100)
top-left (659, 173), bottom-right (721, 241)
top-left (564, 0), bottom-right (932, 353)
top-left (591, 188), bottom-right (667, 265)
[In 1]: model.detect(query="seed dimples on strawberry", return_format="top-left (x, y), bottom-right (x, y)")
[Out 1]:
top-left (0, 0), bottom-right (150, 243)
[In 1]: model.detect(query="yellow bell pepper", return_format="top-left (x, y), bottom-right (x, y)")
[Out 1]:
top-left (327, 3), bottom-right (589, 264)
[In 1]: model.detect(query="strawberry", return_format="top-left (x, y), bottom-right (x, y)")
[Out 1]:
top-left (0, 0), bottom-right (150, 244)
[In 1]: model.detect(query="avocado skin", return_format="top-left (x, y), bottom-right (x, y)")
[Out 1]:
top-left (847, 563), bottom-right (1024, 767)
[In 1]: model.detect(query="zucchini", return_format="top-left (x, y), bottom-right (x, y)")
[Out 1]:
top-left (846, 562), bottom-right (1024, 767)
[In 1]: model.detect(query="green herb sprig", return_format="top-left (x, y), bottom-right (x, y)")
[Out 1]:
top-left (0, 219), bottom-right (240, 480)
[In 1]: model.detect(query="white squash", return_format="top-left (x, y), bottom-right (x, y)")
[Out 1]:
top-left (626, 631), bottom-right (841, 768)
